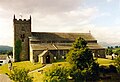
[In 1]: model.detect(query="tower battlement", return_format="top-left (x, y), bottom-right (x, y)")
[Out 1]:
top-left (13, 15), bottom-right (31, 24)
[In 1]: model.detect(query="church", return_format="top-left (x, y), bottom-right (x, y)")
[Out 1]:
top-left (13, 15), bottom-right (105, 64)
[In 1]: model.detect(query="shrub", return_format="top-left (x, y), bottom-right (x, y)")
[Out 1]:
top-left (99, 66), bottom-right (109, 74)
top-left (114, 56), bottom-right (120, 73)
top-left (43, 65), bottom-right (69, 82)
top-left (7, 68), bottom-right (33, 82)
top-left (99, 65), bottom-right (117, 75)
top-left (109, 65), bottom-right (117, 73)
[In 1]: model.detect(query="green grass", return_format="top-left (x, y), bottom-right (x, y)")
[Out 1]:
top-left (0, 61), bottom-right (43, 74)
top-left (30, 62), bottom-right (72, 82)
top-left (54, 58), bottom-right (65, 62)
top-left (97, 58), bottom-right (114, 66)
top-left (30, 72), bottom-right (44, 82)
top-left (31, 58), bottom-right (116, 82)
top-left (54, 58), bottom-right (114, 66)
top-left (0, 58), bottom-right (115, 82)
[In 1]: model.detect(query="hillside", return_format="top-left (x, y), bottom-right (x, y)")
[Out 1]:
top-left (0, 45), bottom-right (12, 53)
top-left (99, 42), bottom-right (120, 48)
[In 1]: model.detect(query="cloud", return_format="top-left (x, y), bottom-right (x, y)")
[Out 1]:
top-left (1, 0), bottom-right (118, 46)
top-left (106, 0), bottom-right (113, 3)
top-left (70, 25), bottom-right (120, 43)
top-left (0, 0), bottom-right (83, 14)
top-left (32, 7), bottom-right (98, 32)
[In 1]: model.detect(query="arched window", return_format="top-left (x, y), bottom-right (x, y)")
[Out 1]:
top-left (21, 34), bottom-right (25, 42)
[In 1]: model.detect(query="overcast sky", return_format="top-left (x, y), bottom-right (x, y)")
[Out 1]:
top-left (0, 0), bottom-right (120, 46)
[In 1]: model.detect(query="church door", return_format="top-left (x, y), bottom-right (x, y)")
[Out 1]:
top-left (46, 55), bottom-right (50, 63)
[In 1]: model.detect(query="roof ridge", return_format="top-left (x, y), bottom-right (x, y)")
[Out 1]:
top-left (31, 32), bottom-right (90, 34)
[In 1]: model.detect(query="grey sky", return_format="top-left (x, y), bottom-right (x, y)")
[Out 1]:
top-left (0, 0), bottom-right (82, 14)
top-left (0, 0), bottom-right (120, 46)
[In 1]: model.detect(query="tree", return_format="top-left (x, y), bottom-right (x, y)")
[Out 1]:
top-left (7, 51), bottom-right (13, 56)
top-left (115, 46), bottom-right (119, 48)
top-left (15, 40), bottom-right (22, 61)
top-left (7, 68), bottom-right (33, 82)
top-left (43, 65), bottom-right (69, 82)
top-left (106, 48), bottom-right (113, 55)
top-left (66, 37), bottom-right (99, 81)
top-left (114, 49), bottom-right (120, 56)
top-left (114, 56), bottom-right (120, 73)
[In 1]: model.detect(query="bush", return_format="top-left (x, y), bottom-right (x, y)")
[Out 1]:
top-left (43, 65), bottom-right (69, 82)
top-left (109, 65), bottom-right (117, 73)
top-left (7, 68), bottom-right (33, 82)
top-left (114, 56), bottom-right (120, 73)
top-left (99, 65), bottom-right (117, 75)
top-left (99, 66), bottom-right (109, 74)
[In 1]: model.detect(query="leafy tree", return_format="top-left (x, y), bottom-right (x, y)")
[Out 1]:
top-left (106, 48), bottom-right (113, 55)
top-left (114, 56), bottom-right (120, 73)
top-left (7, 51), bottom-right (13, 56)
top-left (115, 46), bottom-right (119, 48)
top-left (114, 49), bottom-right (120, 56)
top-left (66, 37), bottom-right (99, 81)
top-left (43, 65), bottom-right (69, 82)
top-left (15, 40), bottom-right (22, 61)
top-left (7, 68), bottom-right (33, 82)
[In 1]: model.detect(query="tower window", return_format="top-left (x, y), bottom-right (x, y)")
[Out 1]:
top-left (21, 34), bottom-right (25, 42)
top-left (21, 26), bottom-right (25, 31)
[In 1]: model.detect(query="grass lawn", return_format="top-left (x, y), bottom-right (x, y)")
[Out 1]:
top-left (0, 58), bottom-right (115, 82)
top-left (30, 72), bottom-right (44, 82)
top-left (30, 61), bottom-right (72, 82)
top-left (97, 58), bottom-right (114, 66)
top-left (31, 58), bottom-right (115, 82)
top-left (0, 61), bottom-right (43, 74)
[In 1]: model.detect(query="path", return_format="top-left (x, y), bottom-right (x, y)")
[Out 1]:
top-left (0, 74), bottom-right (12, 82)
top-left (29, 64), bottom-right (52, 74)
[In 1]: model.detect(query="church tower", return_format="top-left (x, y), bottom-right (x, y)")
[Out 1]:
top-left (13, 15), bottom-right (31, 61)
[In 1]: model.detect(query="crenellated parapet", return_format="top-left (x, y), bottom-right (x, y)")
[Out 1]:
top-left (13, 15), bottom-right (31, 24)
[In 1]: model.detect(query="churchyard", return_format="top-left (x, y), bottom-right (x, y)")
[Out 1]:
top-left (0, 61), bottom-right (44, 74)
top-left (0, 58), bottom-right (118, 82)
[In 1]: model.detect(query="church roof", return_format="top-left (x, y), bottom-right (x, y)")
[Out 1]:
top-left (30, 44), bottom-right (57, 50)
top-left (30, 43), bottom-right (104, 50)
top-left (30, 32), bottom-right (105, 50)
top-left (31, 32), bottom-right (96, 41)
top-left (87, 43), bottom-right (104, 50)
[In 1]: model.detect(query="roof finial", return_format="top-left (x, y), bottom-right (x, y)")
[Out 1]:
top-left (30, 15), bottom-right (31, 20)
top-left (19, 13), bottom-right (22, 19)
top-left (14, 14), bottom-right (15, 19)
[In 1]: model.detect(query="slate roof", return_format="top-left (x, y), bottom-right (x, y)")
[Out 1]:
top-left (30, 32), bottom-right (105, 50)
top-left (87, 43), bottom-right (104, 49)
top-left (30, 43), bottom-right (104, 50)
top-left (30, 44), bottom-right (56, 50)
top-left (31, 32), bottom-right (96, 41)
top-left (31, 44), bottom-right (71, 50)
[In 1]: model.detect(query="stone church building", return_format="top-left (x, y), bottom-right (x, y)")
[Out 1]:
top-left (13, 15), bottom-right (105, 64)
